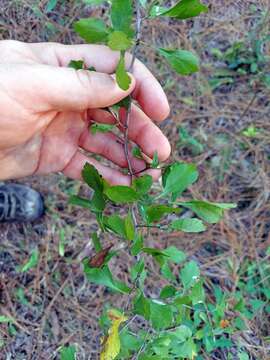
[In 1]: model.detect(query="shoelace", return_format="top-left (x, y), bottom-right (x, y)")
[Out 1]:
top-left (0, 189), bottom-right (20, 221)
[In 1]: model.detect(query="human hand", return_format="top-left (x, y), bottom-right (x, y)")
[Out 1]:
top-left (0, 40), bottom-right (170, 184)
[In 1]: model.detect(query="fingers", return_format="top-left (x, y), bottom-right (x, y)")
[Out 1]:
top-left (79, 128), bottom-right (146, 172)
top-left (2, 63), bottom-right (135, 112)
top-left (63, 151), bottom-right (131, 186)
top-left (29, 43), bottom-right (170, 121)
top-left (88, 105), bottom-right (171, 162)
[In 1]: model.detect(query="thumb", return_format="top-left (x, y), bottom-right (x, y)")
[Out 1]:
top-left (7, 64), bottom-right (135, 111)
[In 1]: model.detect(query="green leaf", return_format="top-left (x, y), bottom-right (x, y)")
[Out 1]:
top-left (45, 0), bottom-right (58, 13)
top-left (146, 205), bottom-right (181, 223)
top-left (132, 146), bottom-right (143, 160)
top-left (151, 0), bottom-right (208, 19)
top-left (151, 151), bottom-right (159, 168)
top-left (116, 52), bottom-right (132, 90)
top-left (178, 200), bottom-right (237, 224)
top-left (162, 162), bottom-right (198, 197)
top-left (19, 248), bottom-right (39, 273)
top-left (105, 185), bottom-right (139, 203)
top-left (105, 213), bottom-right (134, 241)
top-left (111, 0), bottom-right (133, 35)
top-left (108, 31), bottom-right (133, 51)
top-left (180, 261), bottom-right (200, 289)
top-left (84, 264), bottom-right (130, 294)
top-left (134, 292), bottom-right (151, 320)
top-left (69, 195), bottom-right (93, 210)
top-left (163, 246), bottom-right (186, 264)
top-left (191, 280), bottom-right (205, 304)
top-left (170, 325), bottom-right (192, 342)
top-left (132, 175), bottom-right (153, 195)
top-left (150, 301), bottom-right (174, 330)
top-left (131, 258), bottom-right (145, 282)
top-left (125, 213), bottom-right (135, 241)
top-left (159, 48), bottom-right (200, 76)
top-left (82, 163), bottom-right (104, 193)
top-left (160, 285), bottom-right (177, 299)
top-left (68, 60), bottom-right (84, 70)
top-left (131, 234), bottom-right (144, 256)
top-left (60, 345), bottom-right (76, 360)
top-left (0, 316), bottom-right (14, 324)
top-left (73, 18), bottom-right (108, 43)
top-left (170, 218), bottom-right (206, 232)
top-left (90, 122), bottom-right (116, 135)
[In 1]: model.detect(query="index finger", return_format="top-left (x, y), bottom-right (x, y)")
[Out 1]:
top-left (29, 43), bottom-right (170, 121)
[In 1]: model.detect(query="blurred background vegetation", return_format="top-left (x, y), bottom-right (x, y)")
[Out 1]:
top-left (0, 0), bottom-right (269, 359)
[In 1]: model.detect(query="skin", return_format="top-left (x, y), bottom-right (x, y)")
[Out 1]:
top-left (0, 40), bottom-right (171, 185)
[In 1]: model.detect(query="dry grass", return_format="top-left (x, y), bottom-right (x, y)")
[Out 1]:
top-left (0, 0), bottom-right (270, 359)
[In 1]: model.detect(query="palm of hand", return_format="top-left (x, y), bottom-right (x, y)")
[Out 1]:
top-left (0, 40), bottom-right (170, 184)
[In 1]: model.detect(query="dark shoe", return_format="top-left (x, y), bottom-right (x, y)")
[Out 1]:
top-left (0, 184), bottom-right (44, 223)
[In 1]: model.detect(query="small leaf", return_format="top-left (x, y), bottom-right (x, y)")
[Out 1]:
top-left (146, 205), bottom-right (181, 223)
top-left (60, 345), bottom-right (76, 360)
top-left (159, 48), bottom-right (200, 75)
top-left (150, 301), bottom-right (174, 330)
top-left (116, 52), bottom-right (131, 90)
top-left (84, 264), bottom-right (130, 294)
top-left (124, 213), bottom-right (135, 241)
top-left (179, 200), bottom-right (237, 224)
top-left (151, 0), bottom-right (208, 19)
top-left (90, 122), bottom-right (116, 135)
top-left (163, 246), bottom-right (186, 264)
top-left (45, 0), bottom-right (58, 13)
top-left (0, 316), bottom-right (14, 324)
top-left (69, 195), bottom-right (93, 210)
top-left (132, 146), bottom-right (143, 160)
top-left (131, 234), bottom-right (144, 256)
top-left (132, 175), bottom-right (153, 196)
top-left (162, 162), bottom-right (198, 197)
top-left (19, 248), bottom-right (39, 273)
top-left (108, 31), bottom-right (133, 51)
top-left (151, 151), bottom-right (159, 168)
top-left (82, 163), bottom-right (104, 193)
top-left (68, 60), bottom-right (84, 70)
top-left (160, 285), bottom-right (177, 299)
top-left (170, 218), bottom-right (206, 232)
top-left (105, 215), bottom-right (126, 238)
top-left (73, 18), bottom-right (108, 43)
top-left (180, 261), bottom-right (200, 289)
top-left (111, 0), bottom-right (133, 36)
top-left (101, 309), bottom-right (128, 360)
top-left (105, 185), bottom-right (139, 204)
top-left (134, 292), bottom-right (151, 320)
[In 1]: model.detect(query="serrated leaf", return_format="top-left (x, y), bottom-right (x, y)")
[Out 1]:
top-left (170, 218), bottom-right (206, 232)
top-left (180, 261), bottom-right (200, 289)
top-left (162, 162), bottom-right (198, 197)
top-left (111, 0), bottom-right (133, 36)
top-left (74, 18), bottom-right (108, 43)
top-left (19, 248), bottom-right (39, 273)
top-left (105, 185), bottom-right (139, 203)
top-left (90, 122), bottom-right (116, 135)
top-left (108, 31), bottom-right (133, 51)
top-left (146, 205), bottom-right (181, 223)
top-left (60, 345), bottom-right (76, 360)
top-left (84, 264), bottom-right (130, 294)
top-left (151, 0), bottom-right (208, 19)
top-left (159, 48), bottom-right (200, 75)
top-left (101, 309), bottom-right (128, 360)
top-left (116, 52), bottom-right (131, 90)
top-left (179, 200), bottom-right (237, 223)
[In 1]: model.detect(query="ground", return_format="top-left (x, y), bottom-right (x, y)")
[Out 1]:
top-left (0, 1), bottom-right (269, 359)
